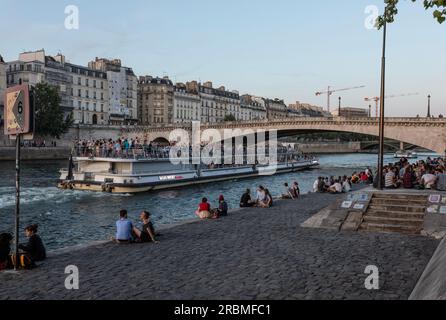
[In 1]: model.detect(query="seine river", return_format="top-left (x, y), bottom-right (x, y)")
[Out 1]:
top-left (0, 152), bottom-right (437, 250)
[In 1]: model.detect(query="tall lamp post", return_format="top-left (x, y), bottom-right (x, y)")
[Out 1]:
top-left (338, 97), bottom-right (342, 116)
top-left (427, 94), bottom-right (431, 118)
top-left (377, 7), bottom-right (388, 190)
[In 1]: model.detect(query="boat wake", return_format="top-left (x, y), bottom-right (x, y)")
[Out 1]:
top-left (0, 186), bottom-right (132, 209)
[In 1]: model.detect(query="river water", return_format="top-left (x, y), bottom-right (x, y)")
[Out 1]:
top-left (0, 152), bottom-right (437, 250)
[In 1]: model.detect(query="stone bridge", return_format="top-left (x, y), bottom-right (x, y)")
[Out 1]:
top-left (118, 117), bottom-right (446, 155)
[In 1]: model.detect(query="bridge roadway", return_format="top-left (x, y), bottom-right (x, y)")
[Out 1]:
top-left (120, 117), bottom-right (446, 155)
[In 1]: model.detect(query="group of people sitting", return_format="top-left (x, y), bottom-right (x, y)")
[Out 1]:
top-left (239, 186), bottom-right (274, 208)
top-left (0, 224), bottom-right (47, 271)
top-left (313, 175), bottom-right (354, 194)
top-left (379, 157), bottom-right (446, 190)
top-left (195, 195), bottom-right (229, 219)
top-left (115, 210), bottom-right (160, 244)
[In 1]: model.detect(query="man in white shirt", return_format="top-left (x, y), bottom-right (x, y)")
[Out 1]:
top-left (329, 180), bottom-right (343, 193)
top-left (313, 178), bottom-right (320, 193)
top-left (421, 171), bottom-right (437, 189)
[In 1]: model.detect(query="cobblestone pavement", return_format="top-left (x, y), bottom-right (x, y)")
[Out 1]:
top-left (0, 192), bottom-right (439, 300)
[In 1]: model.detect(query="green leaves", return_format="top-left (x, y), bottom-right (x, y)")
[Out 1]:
top-left (376, 0), bottom-right (446, 28)
top-left (34, 82), bottom-right (73, 139)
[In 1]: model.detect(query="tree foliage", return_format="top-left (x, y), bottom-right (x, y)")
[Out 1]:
top-left (377, 0), bottom-right (446, 28)
top-left (224, 114), bottom-right (237, 122)
top-left (34, 82), bottom-right (73, 139)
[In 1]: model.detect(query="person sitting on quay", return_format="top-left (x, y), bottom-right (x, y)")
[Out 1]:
top-left (342, 176), bottom-right (352, 193)
top-left (255, 186), bottom-right (267, 206)
top-left (281, 183), bottom-right (295, 200)
top-left (420, 169), bottom-right (437, 190)
top-left (18, 224), bottom-right (47, 267)
top-left (436, 168), bottom-right (446, 191)
top-left (384, 167), bottom-right (400, 189)
top-left (292, 181), bottom-right (300, 198)
top-left (402, 166), bottom-right (415, 189)
top-left (312, 177), bottom-right (320, 193)
top-left (317, 177), bottom-right (326, 193)
top-left (216, 195), bottom-right (229, 217)
top-left (0, 233), bottom-right (12, 271)
top-left (328, 180), bottom-right (343, 194)
top-left (240, 189), bottom-right (255, 208)
top-left (115, 209), bottom-right (134, 243)
top-left (132, 211), bottom-right (159, 244)
top-left (258, 189), bottom-right (273, 208)
top-left (195, 197), bottom-right (214, 220)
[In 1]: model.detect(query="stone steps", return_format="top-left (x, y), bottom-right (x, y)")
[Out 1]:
top-left (363, 215), bottom-right (424, 227)
top-left (358, 193), bottom-right (427, 235)
top-left (368, 204), bottom-right (426, 213)
top-left (372, 193), bottom-right (428, 201)
top-left (365, 210), bottom-right (425, 220)
top-left (370, 198), bottom-right (427, 206)
top-left (360, 222), bottom-right (423, 235)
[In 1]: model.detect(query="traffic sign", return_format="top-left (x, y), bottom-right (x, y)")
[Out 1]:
top-left (4, 84), bottom-right (34, 136)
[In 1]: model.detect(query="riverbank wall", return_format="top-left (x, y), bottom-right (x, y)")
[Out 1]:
top-left (297, 142), bottom-right (362, 154)
top-left (0, 147), bottom-right (71, 161)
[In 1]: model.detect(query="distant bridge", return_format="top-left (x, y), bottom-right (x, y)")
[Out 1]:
top-left (120, 117), bottom-right (446, 154)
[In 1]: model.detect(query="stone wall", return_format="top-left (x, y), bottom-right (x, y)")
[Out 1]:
top-left (297, 142), bottom-right (362, 154)
top-left (0, 147), bottom-right (71, 161)
top-left (410, 237), bottom-right (446, 300)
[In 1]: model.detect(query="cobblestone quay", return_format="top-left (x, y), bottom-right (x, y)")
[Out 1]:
top-left (0, 191), bottom-right (439, 300)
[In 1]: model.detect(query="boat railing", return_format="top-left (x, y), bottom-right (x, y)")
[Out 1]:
top-left (73, 146), bottom-right (171, 160)
top-left (73, 146), bottom-right (318, 162)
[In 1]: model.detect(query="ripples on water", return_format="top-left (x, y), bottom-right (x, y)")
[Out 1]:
top-left (0, 153), bottom-right (436, 250)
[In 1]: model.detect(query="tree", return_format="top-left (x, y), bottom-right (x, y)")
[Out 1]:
top-left (34, 82), bottom-right (73, 139)
top-left (224, 114), bottom-right (237, 122)
top-left (377, 0), bottom-right (446, 28)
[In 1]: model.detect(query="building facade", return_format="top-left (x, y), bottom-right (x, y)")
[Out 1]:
top-left (0, 55), bottom-right (6, 124)
top-left (331, 107), bottom-right (369, 118)
top-left (6, 50), bottom-right (109, 125)
top-left (66, 59), bottom-right (109, 125)
top-left (173, 83), bottom-right (201, 123)
top-left (288, 101), bottom-right (330, 117)
top-left (240, 94), bottom-right (267, 121)
top-left (138, 76), bottom-right (174, 125)
top-left (6, 50), bottom-right (72, 114)
top-left (265, 98), bottom-right (288, 119)
top-left (88, 58), bottom-right (138, 125)
top-left (196, 81), bottom-right (240, 123)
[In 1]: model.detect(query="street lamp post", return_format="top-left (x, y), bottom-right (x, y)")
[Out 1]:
top-left (377, 7), bottom-right (388, 190)
top-left (368, 104), bottom-right (372, 118)
top-left (338, 97), bottom-right (341, 116)
top-left (427, 94), bottom-right (431, 118)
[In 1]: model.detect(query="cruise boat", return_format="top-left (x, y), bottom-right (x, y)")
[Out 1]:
top-left (58, 153), bottom-right (320, 194)
top-left (394, 150), bottom-right (418, 159)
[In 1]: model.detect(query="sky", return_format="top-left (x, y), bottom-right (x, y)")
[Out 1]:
top-left (0, 0), bottom-right (444, 116)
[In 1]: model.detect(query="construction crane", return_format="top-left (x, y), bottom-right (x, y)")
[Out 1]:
top-left (365, 93), bottom-right (419, 117)
top-left (315, 85), bottom-right (366, 112)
